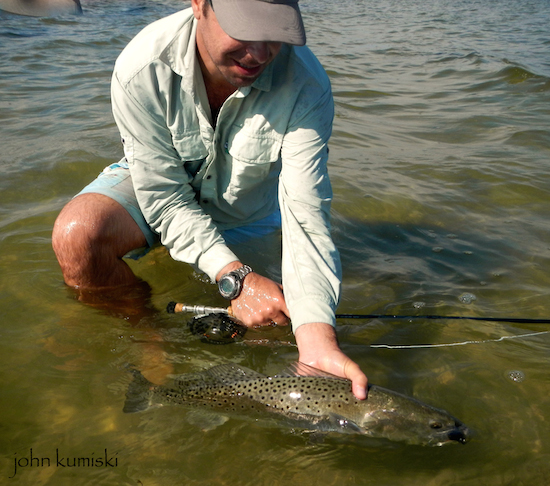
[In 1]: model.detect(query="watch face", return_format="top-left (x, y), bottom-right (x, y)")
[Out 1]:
top-left (219, 275), bottom-right (238, 299)
top-left (218, 266), bottom-right (251, 300)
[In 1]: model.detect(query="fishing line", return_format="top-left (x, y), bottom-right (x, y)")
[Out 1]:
top-left (335, 314), bottom-right (550, 324)
top-left (370, 330), bottom-right (550, 349)
top-left (166, 302), bottom-right (550, 347)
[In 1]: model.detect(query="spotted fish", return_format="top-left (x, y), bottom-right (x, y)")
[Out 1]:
top-left (123, 362), bottom-right (469, 446)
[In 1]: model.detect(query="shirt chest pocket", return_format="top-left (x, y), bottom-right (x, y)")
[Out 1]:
top-left (172, 132), bottom-right (208, 178)
top-left (226, 129), bottom-right (282, 197)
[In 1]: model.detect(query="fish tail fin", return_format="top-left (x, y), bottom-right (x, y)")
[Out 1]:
top-left (123, 368), bottom-right (156, 413)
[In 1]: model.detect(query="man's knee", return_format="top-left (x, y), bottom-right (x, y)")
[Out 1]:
top-left (53, 195), bottom-right (109, 279)
top-left (52, 193), bottom-right (147, 286)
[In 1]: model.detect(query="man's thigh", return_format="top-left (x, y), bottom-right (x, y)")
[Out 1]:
top-left (76, 159), bottom-right (159, 249)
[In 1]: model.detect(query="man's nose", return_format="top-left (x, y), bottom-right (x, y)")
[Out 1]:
top-left (245, 42), bottom-right (270, 63)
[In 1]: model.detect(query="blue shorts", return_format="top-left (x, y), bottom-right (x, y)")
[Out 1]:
top-left (77, 160), bottom-right (281, 256)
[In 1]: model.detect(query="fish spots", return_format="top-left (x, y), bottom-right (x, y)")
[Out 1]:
top-left (166, 372), bottom-right (354, 422)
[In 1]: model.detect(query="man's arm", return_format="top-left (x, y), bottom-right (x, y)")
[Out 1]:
top-left (277, 52), bottom-right (367, 399)
top-left (111, 68), bottom-right (239, 280)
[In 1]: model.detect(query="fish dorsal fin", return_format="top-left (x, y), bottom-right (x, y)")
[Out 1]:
top-left (203, 363), bottom-right (266, 383)
top-left (276, 361), bottom-right (348, 380)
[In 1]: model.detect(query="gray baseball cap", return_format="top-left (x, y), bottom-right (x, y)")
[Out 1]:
top-left (211, 0), bottom-right (306, 46)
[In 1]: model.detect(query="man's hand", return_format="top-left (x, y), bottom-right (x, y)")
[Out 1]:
top-left (217, 261), bottom-right (290, 327)
top-left (215, 264), bottom-right (365, 399)
top-left (295, 322), bottom-right (368, 400)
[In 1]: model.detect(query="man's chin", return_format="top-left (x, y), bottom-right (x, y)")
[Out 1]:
top-left (226, 76), bottom-right (258, 89)
top-left (223, 66), bottom-right (265, 88)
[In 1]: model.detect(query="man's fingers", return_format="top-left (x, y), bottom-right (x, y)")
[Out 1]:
top-left (344, 360), bottom-right (368, 400)
top-left (352, 380), bottom-right (368, 400)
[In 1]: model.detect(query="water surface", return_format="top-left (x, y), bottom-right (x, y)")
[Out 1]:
top-left (1, 0), bottom-right (550, 484)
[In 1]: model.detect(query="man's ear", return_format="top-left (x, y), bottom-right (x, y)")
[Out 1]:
top-left (191, 0), bottom-right (203, 20)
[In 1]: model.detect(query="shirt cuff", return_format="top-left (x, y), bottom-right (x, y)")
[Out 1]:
top-left (289, 297), bottom-right (337, 333)
top-left (196, 243), bottom-right (239, 282)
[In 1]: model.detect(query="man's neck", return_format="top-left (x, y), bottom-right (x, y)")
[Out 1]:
top-left (205, 80), bottom-right (236, 124)
top-left (195, 49), bottom-right (236, 126)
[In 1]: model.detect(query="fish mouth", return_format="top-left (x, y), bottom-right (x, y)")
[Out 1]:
top-left (429, 423), bottom-right (470, 446)
top-left (446, 424), bottom-right (470, 445)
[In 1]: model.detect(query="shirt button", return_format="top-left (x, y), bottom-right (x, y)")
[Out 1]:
top-left (202, 199), bottom-right (209, 204)
top-left (206, 175), bottom-right (212, 180)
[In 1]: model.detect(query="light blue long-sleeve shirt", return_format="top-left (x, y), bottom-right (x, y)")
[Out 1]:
top-left (111, 8), bottom-right (341, 331)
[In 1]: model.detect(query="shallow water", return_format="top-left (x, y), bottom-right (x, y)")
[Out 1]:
top-left (1, 0), bottom-right (550, 484)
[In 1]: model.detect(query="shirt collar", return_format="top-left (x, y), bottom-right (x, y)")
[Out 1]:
top-left (160, 15), bottom-right (198, 92)
top-left (251, 62), bottom-right (274, 92)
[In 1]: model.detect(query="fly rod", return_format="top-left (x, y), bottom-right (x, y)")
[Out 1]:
top-left (166, 302), bottom-right (550, 324)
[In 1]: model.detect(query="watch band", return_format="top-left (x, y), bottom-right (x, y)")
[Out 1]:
top-left (231, 264), bottom-right (253, 280)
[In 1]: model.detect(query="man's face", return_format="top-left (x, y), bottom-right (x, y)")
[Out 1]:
top-left (193, 0), bottom-right (282, 90)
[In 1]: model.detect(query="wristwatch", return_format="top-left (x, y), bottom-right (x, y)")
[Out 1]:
top-left (217, 265), bottom-right (253, 300)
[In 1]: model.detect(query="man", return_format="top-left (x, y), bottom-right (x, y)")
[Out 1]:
top-left (52, 0), bottom-right (367, 399)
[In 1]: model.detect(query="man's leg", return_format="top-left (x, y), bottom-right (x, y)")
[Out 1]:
top-left (52, 192), bottom-right (171, 379)
top-left (52, 193), bottom-right (147, 289)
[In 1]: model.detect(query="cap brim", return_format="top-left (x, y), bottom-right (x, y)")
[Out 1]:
top-left (211, 0), bottom-right (306, 46)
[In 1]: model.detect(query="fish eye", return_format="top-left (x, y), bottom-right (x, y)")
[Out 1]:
top-left (430, 422), bottom-right (443, 429)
